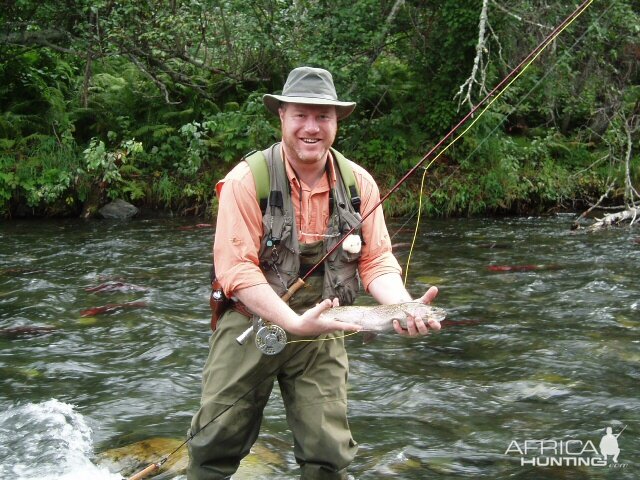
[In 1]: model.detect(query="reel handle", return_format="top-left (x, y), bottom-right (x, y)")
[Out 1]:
top-left (236, 325), bottom-right (254, 345)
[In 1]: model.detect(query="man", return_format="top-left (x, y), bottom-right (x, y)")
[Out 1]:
top-left (599, 426), bottom-right (622, 463)
top-left (188, 66), bottom-right (440, 479)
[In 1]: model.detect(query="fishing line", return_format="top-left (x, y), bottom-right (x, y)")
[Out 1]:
top-left (403, 160), bottom-right (433, 285)
top-left (127, 335), bottom-right (322, 480)
top-left (286, 330), bottom-right (360, 345)
top-left (400, 0), bottom-right (598, 284)
top-left (302, 0), bottom-right (595, 283)
top-left (430, 0), bottom-right (614, 201)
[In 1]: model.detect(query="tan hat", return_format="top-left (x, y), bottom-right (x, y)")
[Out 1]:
top-left (263, 67), bottom-right (356, 120)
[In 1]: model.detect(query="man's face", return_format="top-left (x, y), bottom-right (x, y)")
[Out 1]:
top-left (279, 103), bottom-right (338, 166)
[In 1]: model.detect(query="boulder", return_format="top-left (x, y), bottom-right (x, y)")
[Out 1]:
top-left (99, 199), bottom-right (139, 219)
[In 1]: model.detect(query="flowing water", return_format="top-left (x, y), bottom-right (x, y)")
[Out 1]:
top-left (0, 216), bottom-right (638, 479)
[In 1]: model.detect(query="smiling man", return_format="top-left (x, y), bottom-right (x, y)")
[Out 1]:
top-left (188, 67), bottom-right (440, 480)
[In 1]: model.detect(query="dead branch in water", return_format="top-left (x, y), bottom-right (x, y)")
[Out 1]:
top-left (586, 207), bottom-right (639, 232)
top-left (574, 106), bottom-right (639, 232)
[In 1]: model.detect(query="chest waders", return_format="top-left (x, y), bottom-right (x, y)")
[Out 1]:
top-left (188, 146), bottom-right (364, 479)
top-left (236, 143), bottom-right (364, 355)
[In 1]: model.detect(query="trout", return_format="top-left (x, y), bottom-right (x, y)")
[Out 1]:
top-left (320, 301), bottom-right (446, 341)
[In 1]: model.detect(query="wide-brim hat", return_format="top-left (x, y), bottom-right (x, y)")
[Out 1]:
top-left (263, 67), bottom-right (356, 120)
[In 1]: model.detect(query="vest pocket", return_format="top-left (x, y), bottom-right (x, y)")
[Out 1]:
top-left (260, 216), bottom-right (297, 295)
top-left (328, 269), bottom-right (360, 306)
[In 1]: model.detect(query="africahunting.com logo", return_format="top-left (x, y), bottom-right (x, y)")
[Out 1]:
top-left (505, 425), bottom-right (628, 468)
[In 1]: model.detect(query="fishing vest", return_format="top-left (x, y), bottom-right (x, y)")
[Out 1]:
top-left (245, 142), bottom-right (363, 309)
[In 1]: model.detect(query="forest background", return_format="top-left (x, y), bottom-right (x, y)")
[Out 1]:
top-left (1, 0), bottom-right (638, 220)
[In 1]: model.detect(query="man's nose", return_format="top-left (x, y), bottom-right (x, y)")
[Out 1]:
top-left (303, 117), bottom-right (320, 133)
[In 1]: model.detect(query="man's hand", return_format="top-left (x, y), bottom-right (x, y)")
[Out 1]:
top-left (392, 286), bottom-right (440, 336)
top-left (287, 298), bottom-right (362, 337)
top-left (235, 285), bottom-right (361, 337)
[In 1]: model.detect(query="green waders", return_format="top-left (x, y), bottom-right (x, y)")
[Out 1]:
top-left (188, 242), bottom-right (358, 480)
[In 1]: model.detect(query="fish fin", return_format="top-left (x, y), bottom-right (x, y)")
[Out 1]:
top-left (362, 332), bottom-right (378, 344)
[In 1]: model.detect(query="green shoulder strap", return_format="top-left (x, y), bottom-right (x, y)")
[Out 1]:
top-left (244, 150), bottom-right (270, 213)
top-left (331, 148), bottom-right (361, 213)
top-left (244, 147), bottom-right (360, 214)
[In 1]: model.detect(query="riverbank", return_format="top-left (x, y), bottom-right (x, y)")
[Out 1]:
top-left (0, 157), bottom-right (623, 221)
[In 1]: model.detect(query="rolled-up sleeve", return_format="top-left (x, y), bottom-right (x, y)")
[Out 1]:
top-left (213, 162), bottom-right (269, 297)
top-left (351, 162), bottom-right (402, 290)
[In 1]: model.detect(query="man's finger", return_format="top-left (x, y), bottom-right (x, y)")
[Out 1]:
top-left (414, 317), bottom-right (429, 335)
top-left (418, 286), bottom-right (439, 304)
top-left (393, 319), bottom-right (407, 335)
top-left (313, 298), bottom-right (334, 314)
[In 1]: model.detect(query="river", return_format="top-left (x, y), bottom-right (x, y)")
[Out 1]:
top-left (0, 216), bottom-right (637, 479)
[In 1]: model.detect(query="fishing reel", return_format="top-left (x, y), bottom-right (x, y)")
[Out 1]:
top-left (236, 317), bottom-right (287, 356)
top-left (255, 322), bottom-right (287, 355)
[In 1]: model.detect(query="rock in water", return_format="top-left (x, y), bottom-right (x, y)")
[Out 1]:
top-left (96, 437), bottom-right (284, 478)
top-left (99, 199), bottom-right (139, 219)
top-left (96, 438), bottom-right (186, 478)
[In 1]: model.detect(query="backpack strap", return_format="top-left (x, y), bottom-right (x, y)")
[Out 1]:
top-left (244, 150), bottom-right (270, 214)
top-left (331, 147), bottom-right (361, 213)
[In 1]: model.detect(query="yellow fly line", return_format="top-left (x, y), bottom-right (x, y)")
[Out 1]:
top-left (286, 331), bottom-right (360, 345)
top-left (403, 0), bottom-right (594, 285)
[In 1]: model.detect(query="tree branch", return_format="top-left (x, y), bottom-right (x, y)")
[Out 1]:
top-left (0, 28), bottom-right (77, 54)
top-left (622, 112), bottom-right (640, 207)
top-left (586, 207), bottom-right (639, 232)
top-left (572, 180), bottom-right (615, 229)
top-left (490, 0), bottom-right (553, 30)
top-left (126, 54), bottom-right (180, 105)
top-left (454, 0), bottom-right (490, 111)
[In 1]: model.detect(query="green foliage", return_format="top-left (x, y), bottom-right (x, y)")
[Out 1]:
top-left (0, 135), bottom-right (80, 215)
top-left (179, 93), bottom-right (278, 174)
top-left (79, 138), bottom-right (143, 200)
top-left (0, 0), bottom-right (637, 217)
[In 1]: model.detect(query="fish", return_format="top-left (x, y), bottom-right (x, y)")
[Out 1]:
top-left (85, 281), bottom-right (149, 293)
top-left (80, 301), bottom-right (148, 317)
top-left (487, 264), bottom-right (562, 272)
top-left (440, 318), bottom-right (482, 328)
top-left (321, 301), bottom-right (446, 341)
top-left (177, 223), bottom-right (213, 231)
top-left (0, 326), bottom-right (56, 339)
top-left (0, 267), bottom-right (46, 277)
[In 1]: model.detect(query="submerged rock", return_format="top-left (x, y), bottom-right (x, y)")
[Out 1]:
top-left (99, 199), bottom-right (139, 220)
top-left (96, 437), bottom-right (284, 479)
top-left (96, 437), bottom-right (186, 478)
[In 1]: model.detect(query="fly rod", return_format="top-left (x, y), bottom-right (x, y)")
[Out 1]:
top-left (301, 0), bottom-right (595, 281)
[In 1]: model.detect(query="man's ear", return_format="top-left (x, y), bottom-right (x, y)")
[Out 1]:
top-left (278, 103), bottom-right (287, 122)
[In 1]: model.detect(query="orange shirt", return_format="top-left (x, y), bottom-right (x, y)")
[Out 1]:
top-left (214, 148), bottom-right (401, 298)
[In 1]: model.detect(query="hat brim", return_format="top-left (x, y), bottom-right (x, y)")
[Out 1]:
top-left (263, 94), bottom-right (356, 120)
